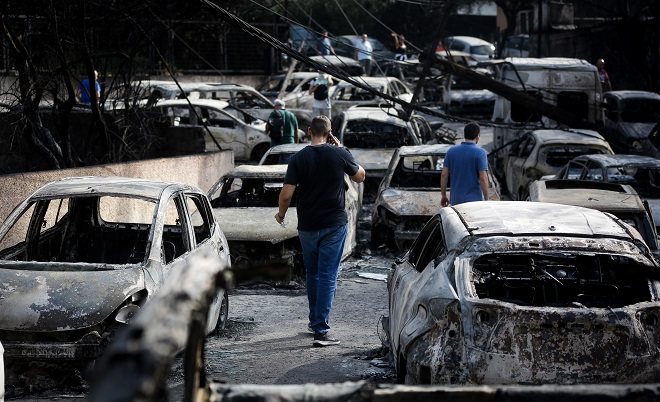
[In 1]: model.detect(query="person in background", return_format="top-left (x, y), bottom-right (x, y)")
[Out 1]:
top-left (276, 115), bottom-right (365, 347)
top-left (392, 32), bottom-right (408, 61)
top-left (308, 70), bottom-right (334, 119)
top-left (265, 99), bottom-right (298, 147)
top-left (315, 31), bottom-right (335, 56)
top-left (76, 70), bottom-right (101, 105)
top-left (354, 34), bottom-right (373, 76)
top-left (596, 58), bottom-right (612, 92)
top-left (441, 122), bottom-right (489, 206)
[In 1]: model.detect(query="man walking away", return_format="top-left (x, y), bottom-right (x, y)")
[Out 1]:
top-left (266, 99), bottom-right (299, 147)
top-left (308, 70), bottom-right (334, 119)
top-left (441, 122), bottom-right (489, 206)
top-left (276, 115), bottom-right (366, 347)
top-left (315, 31), bottom-right (335, 56)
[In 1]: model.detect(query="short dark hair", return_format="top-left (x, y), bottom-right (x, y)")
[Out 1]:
top-left (464, 122), bottom-right (480, 140)
top-left (310, 115), bottom-right (331, 138)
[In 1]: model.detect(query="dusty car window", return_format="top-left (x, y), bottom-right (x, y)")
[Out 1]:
top-left (99, 196), bottom-right (156, 225)
top-left (343, 120), bottom-right (410, 149)
top-left (162, 197), bottom-right (188, 263)
top-left (186, 194), bottom-right (212, 245)
top-left (408, 217), bottom-right (446, 272)
top-left (621, 99), bottom-right (660, 123)
top-left (391, 155), bottom-right (444, 188)
top-left (221, 178), bottom-right (292, 208)
top-left (0, 202), bottom-right (37, 251)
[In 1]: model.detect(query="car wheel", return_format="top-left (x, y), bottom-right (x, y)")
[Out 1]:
top-left (216, 291), bottom-right (229, 331)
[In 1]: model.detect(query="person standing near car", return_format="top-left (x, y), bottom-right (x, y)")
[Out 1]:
top-left (266, 99), bottom-right (298, 147)
top-left (596, 58), bottom-right (612, 92)
top-left (76, 70), bottom-right (101, 105)
top-left (315, 31), bottom-right (335, 56)
top-left (308, 70), bottom-right (334, 119)
top-left (440, 122), bottom-right (489, 206)
top-left (275, 115), bottom-right (365, 347)
top-left (354, 34), bottom-right (373, 76)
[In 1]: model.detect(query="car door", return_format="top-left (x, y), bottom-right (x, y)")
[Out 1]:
top-left (389, 215), bottom-right (451, 357)
top-left (202, 106), bottom-right (248, 160)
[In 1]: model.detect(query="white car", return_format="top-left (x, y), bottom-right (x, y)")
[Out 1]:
top-left (258, 72), bottom-right (321, 110)
top-left (443, 36), bottom-right (495, 62)
top-left (330, 76), bottom-right (413, 116)
top-left (153, 98), bottom-right (272, 162)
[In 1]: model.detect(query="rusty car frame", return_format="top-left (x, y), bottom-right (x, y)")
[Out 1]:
top-left (371, 144), bottom-right (500, 250)
top-left (208, 164), bottom-right (361, 278)
top-left (0, 176), bottom-right (230, 363)
top-left (386, 201), bottom-right (660, 385)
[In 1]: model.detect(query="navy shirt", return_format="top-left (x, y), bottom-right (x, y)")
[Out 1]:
top-left (443, 142), bottom-right (488, 205)
top-left (284, 144), bottom-right (359, 231)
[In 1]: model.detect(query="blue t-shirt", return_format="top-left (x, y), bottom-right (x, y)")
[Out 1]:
top-left (284, 144), bottom-right (359, 231)
top-left (443, 141), bottom-right (488, 205)
top-left (79, 79), bottom-right (101, 104)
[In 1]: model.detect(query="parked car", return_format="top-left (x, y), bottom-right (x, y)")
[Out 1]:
top-left (207, 164), bottom-right (361, 277)
top-left (502, 129), bottom-right (613, 200)
top-left (529, 179), bottom-right (658, 252)
top-left (600, 90), bottom-right (660, 155)
top-left (299, 55), bottom-right (364, 76)
top-left (153, 98), bottom-right (273, 162)
top-left (329, 76), bottom-right (413, 116)
top-left (331, 106), bottom-right (426, 198)
top-left (501, 34), bottom-right (529, 58)
top-left (371, 144), bottom-right (500, 250)
top-left (0, 176), bottom-right (230, 363)
top-left (550, 154), bottom-right (660, 230)
top-left (386, 200), bottom-right (660, 385)
top-left (333, 35), bottom-right (395, 61)
top-left (443, 36), bottom-right (495, 62)
top-left (257, 72), bottom-right (320, 110)
top-left (258, 143), bottom-right (309, 166)
top-left (442, 68), bottom-right (496, 116)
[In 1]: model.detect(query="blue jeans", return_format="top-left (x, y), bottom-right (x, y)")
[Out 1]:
top-left (299, 224), bottom-right (347, 334)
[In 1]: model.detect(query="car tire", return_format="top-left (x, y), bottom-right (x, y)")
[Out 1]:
top-left (216, 291), bottom-right (229, 331)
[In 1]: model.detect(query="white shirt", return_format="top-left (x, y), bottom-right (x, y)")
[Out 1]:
top-left (355, 40), bottom-right (373, 61)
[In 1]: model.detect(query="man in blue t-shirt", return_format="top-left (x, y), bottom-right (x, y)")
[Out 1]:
top-left (441, 122), bottom-right (489, 206)
top-left (276, 115), bottom-right (365, 347)
top-left (76, 70), bottom-right (101, 105)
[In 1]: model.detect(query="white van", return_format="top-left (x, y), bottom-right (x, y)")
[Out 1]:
top-left (491, 57), bottom-right (603, 167)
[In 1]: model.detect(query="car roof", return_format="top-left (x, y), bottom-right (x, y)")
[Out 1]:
top-left (528, 129), bottom-right (607, 144)
top-left (604, 90), bottom-right (660, 101)
top-left (446, 36), bottom-right (494, 46)
top-left (451, 200), bottom-right (632, 238)
top-left (341, 107), bottom-right (408, 125)
top-left (264, 143), bottom-right (309, 154)
top-left (530, 180), bottom-right (646, 213)
top-left (501, 57), bottom-right (597, 71)
top-left (228, 164), bottom-right (288, 178)
top-left (28, 176), bottom-right (195, 201)
top-left (397, 144), bottom-right (454, 156)
top-left (569, 154), bottom-right (660, 167)
top-left (154, 98), bottom-right (230, 109)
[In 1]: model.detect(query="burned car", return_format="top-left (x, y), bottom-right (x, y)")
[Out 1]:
top-left (208, 164), bottom-right (361, 278)
top-left (371, 144), bottom-right (500, 250)
top-left (601, 90), bottom-right (660, 155)
top-left (386, 201), bottom-right (660, 385)
top-left (258, 143), bottom-right (309, 166)
top-left (0, 176), bottom-right (230, 362)
top-left (332, 106), bottom-right (425, 199)
top-left (502, 129), bottom-right (613, 200)
top-left (551, 154), bottom-right (660, 231)
top-left (529, 179), bottom-right (658, 253)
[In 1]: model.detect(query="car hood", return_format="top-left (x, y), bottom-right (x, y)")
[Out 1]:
top-left (615, 122), bottom-right (657, 140)
top-left (351, 149), bottom-right (396, 172)
top-left (378, 188), bottom-right (444, 216)
top-left (212, 207), bottom-right (299, 243)
top-left (0, 263), bottom-right (144, 331)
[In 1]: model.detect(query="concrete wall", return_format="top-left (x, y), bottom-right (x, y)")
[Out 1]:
top-left (0, 151), bottom-right (234, 224)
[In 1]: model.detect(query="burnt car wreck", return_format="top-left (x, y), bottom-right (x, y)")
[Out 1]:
top-left (0, 176), bottom-right (230, 367)
top-left (386, 201), bottom-right (660, 386)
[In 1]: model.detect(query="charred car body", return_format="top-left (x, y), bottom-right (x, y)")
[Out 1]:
top-left (0, 176), bottom-right (230, 362)
top-left (600, 90), bottom-right (660, 155)
top-left (386, 201), bottom-right (660, 385)
top-left (371, 144), bottom-right (500, 250)
top-left (208, 164), bottom-right (361, 277)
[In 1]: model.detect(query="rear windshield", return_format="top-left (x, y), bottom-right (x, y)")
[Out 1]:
top-left (544, 147), bottom-right (606, 168)
top-left (343, 119), bottom-right (411, 148)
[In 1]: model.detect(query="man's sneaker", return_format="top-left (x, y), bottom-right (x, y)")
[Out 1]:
top-left (313, 332), bottom-right (340, 347)
top-left (307, 322), bottom-right (314, 333)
